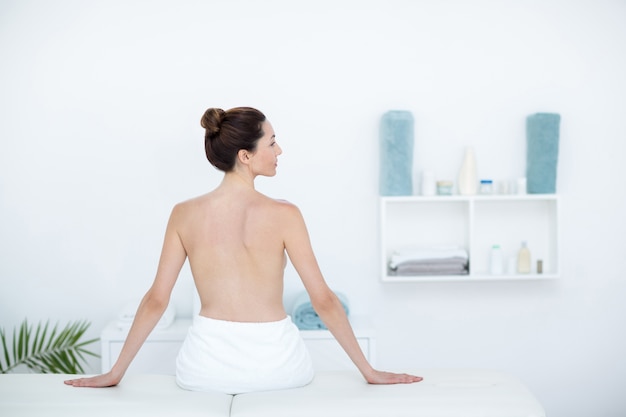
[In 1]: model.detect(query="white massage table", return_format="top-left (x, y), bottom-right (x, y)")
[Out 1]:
top-left (0, 369), bottom-right (545, 417)
top-left (0, 374), bottom-right (230, 417)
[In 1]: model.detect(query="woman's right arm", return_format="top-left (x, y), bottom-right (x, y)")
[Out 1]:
top-left (65, 205), bottom-right (188, 387)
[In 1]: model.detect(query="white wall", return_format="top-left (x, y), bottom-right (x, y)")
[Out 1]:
top-left (1, 0), bottom-right (625, 415)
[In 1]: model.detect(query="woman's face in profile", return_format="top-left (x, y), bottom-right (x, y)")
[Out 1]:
top-left (248, 121), bottom-right (282, 177)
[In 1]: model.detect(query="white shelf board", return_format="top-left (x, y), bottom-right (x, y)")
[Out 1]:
top-left (381, 194), bottom-right (559, 202)
top-left (382, 273), bottom-right (559, 283)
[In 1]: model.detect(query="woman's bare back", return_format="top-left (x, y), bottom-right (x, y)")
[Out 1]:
top-left (173, 186), bottom-right (290, 322)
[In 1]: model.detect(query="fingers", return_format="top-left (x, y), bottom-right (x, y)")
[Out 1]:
top-left (389, 373), bottom-right (423, 384)
top-left (402, 374), bottom-right (423, 383)
top-left (63, 375), bottom-right (119, 388)
top-left (64, 377), bottom-right (100, 387)
top-left (366, 370), bottom-right (423, 385)
top-left (64, 378), bottom-right (88, 387)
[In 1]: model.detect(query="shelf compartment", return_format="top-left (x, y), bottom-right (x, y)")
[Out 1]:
top-left (472, 198), bottom-right (559, 276)
top-left (380, 197), bottom-right (470, 280)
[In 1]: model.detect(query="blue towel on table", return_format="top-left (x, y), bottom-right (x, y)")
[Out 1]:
top-left (526, 113), bottom-right (560, 194)
top-left (291, 291), bottom-right (350, 330)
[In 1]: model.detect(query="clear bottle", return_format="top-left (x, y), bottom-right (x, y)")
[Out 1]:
top-left (490, 244), bottom-right (503, 275)
top-left (517, 241), bottom-right (531, 274)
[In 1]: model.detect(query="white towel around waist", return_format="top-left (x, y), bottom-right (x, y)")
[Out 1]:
top-left (175, 315), bottom-right (314, 395)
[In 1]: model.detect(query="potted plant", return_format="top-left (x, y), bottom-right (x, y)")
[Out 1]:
top-left (0, 319), bottom-right (99, 374)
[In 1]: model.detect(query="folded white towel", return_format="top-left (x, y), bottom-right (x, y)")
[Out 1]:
top-left (176, 315), bottom-right (314, 394)
top-left (389, 246), bottom-right (469, 269)
top-left (394, 263), bottom-right (469, 276)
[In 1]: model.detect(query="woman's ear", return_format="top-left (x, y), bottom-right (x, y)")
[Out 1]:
top-left (237, 149), bottom-right (251, 165)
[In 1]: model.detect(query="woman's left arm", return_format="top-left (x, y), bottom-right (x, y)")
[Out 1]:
top-left (282, 203), bottom-right (421, 385)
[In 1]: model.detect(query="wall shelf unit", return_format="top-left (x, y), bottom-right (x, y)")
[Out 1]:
top-left (380, 194), bottom-right (560, 282)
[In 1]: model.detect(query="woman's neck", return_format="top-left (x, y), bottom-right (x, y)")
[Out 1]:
top-left (221, 169), bottom-right (255, 190)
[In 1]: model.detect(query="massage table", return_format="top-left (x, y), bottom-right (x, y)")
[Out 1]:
top-left (0, 369), bottom-right (545, 417)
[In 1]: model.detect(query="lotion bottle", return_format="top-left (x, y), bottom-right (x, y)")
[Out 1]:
top-left (458, 147), bottom-right (478, 195)
top-left (517, 241), bottom-right (531, 274)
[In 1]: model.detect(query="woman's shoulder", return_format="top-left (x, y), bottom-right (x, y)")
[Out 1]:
top-left (270, 197), bottom-right (295, 207)
top-left (269, 197), bottom-right (301, 212)
top-left (270, 199), bottom-right (308, 231)
top-left (168, 193), bottom-right (215, 219)
top-left (173, 193), bottom-right (210, 209)
top-left (250, 196), bottom-right (303, 222)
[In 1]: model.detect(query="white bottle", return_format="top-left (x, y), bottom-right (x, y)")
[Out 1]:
top-left (517, 241), bottom-right (531, 274)
top-left (490, 244), bottom-right (503, 275)
top-left (458, 147), bottom-right (478, 195)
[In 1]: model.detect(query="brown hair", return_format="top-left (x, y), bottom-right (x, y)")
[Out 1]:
top-left (201, 107), bottom-right (266, 172)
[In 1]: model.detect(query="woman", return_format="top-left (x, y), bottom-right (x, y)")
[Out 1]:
top-left (65, 107), bottom-right (422, 394)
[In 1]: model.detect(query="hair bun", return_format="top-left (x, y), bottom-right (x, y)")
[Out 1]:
top-left (201, 108), bottom-right (226, 138)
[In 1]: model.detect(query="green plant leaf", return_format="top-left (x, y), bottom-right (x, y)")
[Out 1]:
top-left (0, 328), bottom-right (10, 372)
top-left (0, 319), bottom-right (99, 374)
